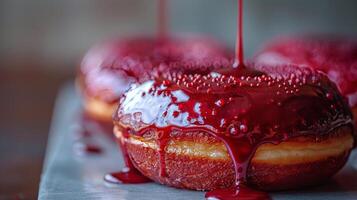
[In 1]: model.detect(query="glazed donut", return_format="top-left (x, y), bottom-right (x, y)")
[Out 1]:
top-left (77, 37), bottom-right (232, 126)
top-left (254, 36), bottom-right (357, 126)
top-left (113, 63), bottom-right (354, 191)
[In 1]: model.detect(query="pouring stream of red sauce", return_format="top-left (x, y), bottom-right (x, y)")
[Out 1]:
top-left (107, 1), bottom-right (353, 200)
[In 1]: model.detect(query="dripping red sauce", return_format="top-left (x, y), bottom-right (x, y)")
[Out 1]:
top-left (78, 0), bottom-right (232, 107)
top-left (104, 145), bottom-right (151, 184)
top-left (79, 37), bottom-right (232, 106)
top-left (104, 171), bottom-right (151, 184)
top-left (206, 0), bottom-right (271, 198)
top-left (158, 0), bottom-right (167, 40)
top-left (104, 127), bottom-right (152, 184)
top-left (254, 36), bottom-right (357, 99)
top-left (254, 36), bottom-right (357, 129)
top-left (115, 63), bottom-right (352, 199)
top-left (234, 0), bottom-right (244, 68)
top-left (112, 1), bottom-right (352, 199)
top-left (100, 0), bottom-right (234, 186)
top-left (205, 185), bottom-right (271, 200)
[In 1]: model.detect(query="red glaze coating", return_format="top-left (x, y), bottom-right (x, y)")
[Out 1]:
top-left (79, 37), bottom-right (232, 104)
top-left (105, 130), bottom-right (153, 184)
top-left (122, 128), bottom-right (351, 191)
top-left (109, 0), bottom-right (353, 198)
top-left (114, 62), bottom-right (353, 196)
top-left (254, 36), bottom-right (357, 109)
top-left (112, 2), bottom-right (353, 198)
top-left (79, 37), bottom-right (233, 185)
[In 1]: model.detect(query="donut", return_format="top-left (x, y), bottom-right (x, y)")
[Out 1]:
top-left (77, 37), bottom-right (232, 127)
top-left (254, 36), bottom-right (357, 126)
top-left (113, 63), bottom-right (354, 192)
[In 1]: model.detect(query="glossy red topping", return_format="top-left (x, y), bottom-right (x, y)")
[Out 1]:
top-left (116, 64), bottom-right (351, 135)
top-left (254, 36), bottom-right (357, 107)
top-left (114, 63), bottom-right (353, 198)
top-left (80, 37), bottom-right (232, 103)
top-left (205, 185), bottom-right (271, 200)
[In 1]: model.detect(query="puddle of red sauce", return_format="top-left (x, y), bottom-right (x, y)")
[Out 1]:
top-left (205, 185), bottom-right (271, 200)
top-left (104, 128), bottom-right (152, 184)
top-left (104, 169), bottom-right (151, 184)
top-left (108, 0), bottom-right (353, 199)
top-left (74, 142), bottom-right (103, 155)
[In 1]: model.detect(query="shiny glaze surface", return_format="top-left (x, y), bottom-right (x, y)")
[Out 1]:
top-left (80, 37), bottom-right (232, 103)
top-left (116, 64), bottom-right (351, 137)
top-left (114, 62), bottom-right (353, 199)
top-left (254, 36), bottom-right (357, 107)
top-left (39, 83), bottom-right (357, 200)
top-left (109, 1), bottom-right (353, 199)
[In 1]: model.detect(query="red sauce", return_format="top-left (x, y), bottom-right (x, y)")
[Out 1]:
top-left (104, 171), bottom-right (151, 184)
top-left (112, 0), bottom-right (353, 199)
top-left (79, 37), bottom-right (232, 104)
top-left (114, 63), bottom-right (352, 199)
top-left (234, 0), bottom-right (244, 68)
top-left (158, 0), bottom-right (167, 40)
top-left (83, 144), bottom-right (102, 154)
top-left (254, 36), bottom-right (357, 108)
top-left (74, 142), bottom-right (103, 155)
top-left (205, 185), bottom-right (271, 200)
top-left (104, 127), bottom-right (152, 184)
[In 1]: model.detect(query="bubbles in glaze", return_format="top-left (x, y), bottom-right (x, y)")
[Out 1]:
top-left (116, 64), bottom-right (352, 135)
top-left (79, 37), bottom-right (232, 103)
top-left (254, 36), bottom-right (357, 108)
top-left (114, 63), bottom-right (353, 199)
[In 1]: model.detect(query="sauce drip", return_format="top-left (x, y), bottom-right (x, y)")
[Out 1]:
top-left (234, 0), bottom-right (244, 68)
top-left (205, 1), bottom-right (271, 198)
top-left (214, 1), bottom-right (268, 197)
top-left (158, 0), bottom-right (167, 40)
top-left (115, 64), bottom-right (352, 199)
top-left (80, 38), bottom-right (231, 104)
top-left (104, 170), bottom-right (151, 184)
top-left (113, 1), bottom-right (352, 199)
top-left (104, 127), bottom-right (152, 184)
top-left (254, 36), bottom-right (357, 128)
top-left (255, 36), bottom-right (357, 99)
top-left (205, 185), bottom-right (271, 200)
